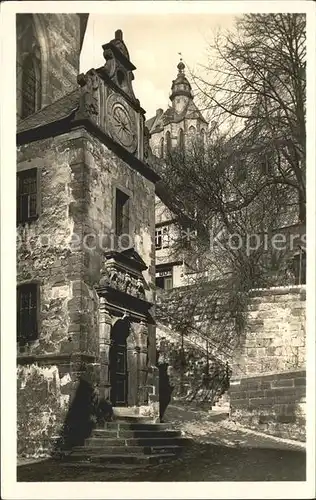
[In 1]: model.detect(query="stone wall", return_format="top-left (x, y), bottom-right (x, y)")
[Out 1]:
top-left (229, 370), bottom-right (306, 441)
top-left (156, 324), bottom-right (228, 406)
top-left (156, 284), bottom-right (306, 438)
top-left (17, 363), bottom-right (100, 457)
top-left (17, 126), bottom-right (158, 455)
top-left (17, 14), bottom-right (85, 111)
top-left (17, 127), bottom-right (156, 360)
top-left (78, 130), bottom-right (157, 372)
top-left (17, 130), bottom-right (87, 358)
top-left (156, 284), bottom-right (235, 360)
top-left (40, 14), bottom-right (83, 104)
top-left (232, 286), bottom-right (306, 376)
top-left (230, 286), bottom-right (306, 440)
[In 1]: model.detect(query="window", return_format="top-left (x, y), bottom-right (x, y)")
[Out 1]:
top-left (165, 131), bottom-right (172, 155)
top-left (155, 226), bottom-right (170, 250)
top-left (293, 249), bottom-right (306, 285)
top-left (17, 283), bottom-right (39, 345)
top-left (16, 15), bottom-right (42, 120)
top-left (17, 168), bottom-right (38, 224)
top-left (21, 55), bottom-right (38, 119)
top-left (115, 189), bottom-right (130, 237)
top-left (156, 268), bottom-right (173, 290)
top-left (260, 153), bottom-right (273, 176)
top-left (178, 129), bottom-right (184, 150)
top-left (159, 137), bottom-right (164, 159)
top-left (200, 128), bottom-right (206, 151)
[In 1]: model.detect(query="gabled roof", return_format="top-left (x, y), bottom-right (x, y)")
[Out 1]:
top-left (17, 90), bottom-right (80, 134)
top-left (104, 247), bottom-right (148, 272)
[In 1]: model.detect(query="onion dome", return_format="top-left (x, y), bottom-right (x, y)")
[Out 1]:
top-left (170, 59), bottom-right (193, 102)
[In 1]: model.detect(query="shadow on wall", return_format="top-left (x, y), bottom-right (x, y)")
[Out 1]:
top-left (54, 378), bottom-right (113, 455)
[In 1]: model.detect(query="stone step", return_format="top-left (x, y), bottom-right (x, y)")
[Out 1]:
top-left (90, 429), bottom-right (181, 439)
top-left (208, 410), bottom-right (230, 421)
top-left (85, 436), bottom-right (188, 447)
top-left (61, 462), bottom-right (149, 470)
top-left (113, 416), bottom-right (157, 424)
top-left (62, 452), bottom-right (176, 465)
top-left (70, 444), bottom-right (182, 456)
top-left (102, 422), bottom-right (170, 431)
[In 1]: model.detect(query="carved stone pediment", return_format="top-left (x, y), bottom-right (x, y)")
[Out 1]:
top-left (77, 69), bottom-right (100, 123)
top-left (74, 30), bottom-right (161, 170)
top-left (102, 29), bottom-right (138, 104)
top-left (97, 248), bottom-right (149, 303)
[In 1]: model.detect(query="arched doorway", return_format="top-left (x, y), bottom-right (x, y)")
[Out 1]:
top-left (109, 319), bottom-right (129, 406)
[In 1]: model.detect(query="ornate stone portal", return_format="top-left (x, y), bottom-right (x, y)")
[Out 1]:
top-left (96, 248), bottom-right (155, 414)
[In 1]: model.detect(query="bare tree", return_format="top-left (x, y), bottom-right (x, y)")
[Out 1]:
top-left (193, 13), bottom-right (306, 222)
top-left (151, 13), bottom-right (306, 367)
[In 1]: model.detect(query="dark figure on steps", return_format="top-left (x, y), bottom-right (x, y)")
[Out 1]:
top-left (158, 362), bottom-right (174, 422)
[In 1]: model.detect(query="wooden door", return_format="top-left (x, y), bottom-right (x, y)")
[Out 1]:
top-left (109, 323), bottom-right (128, 406)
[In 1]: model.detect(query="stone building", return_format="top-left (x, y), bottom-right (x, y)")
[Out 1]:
top-left (16, 14), bottom-right (160, 454)
top-left (146, 61), bottom-right (209, 289)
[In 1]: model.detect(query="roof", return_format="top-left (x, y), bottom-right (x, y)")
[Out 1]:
top-left (145, 115), bottom-right (156, 131)
top-left (17, 90), bottom-right (80, 134)
top-left (185, 100), bottom-right (208, 124)
top-left (78, 14), bottom-right (89, 51)
top-left (146, 99), bottom-right (208, 134)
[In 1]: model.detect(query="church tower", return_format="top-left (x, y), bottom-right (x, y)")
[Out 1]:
top-left (146, 59), bottom-right (208, 158)
top-left (146, 60), bottom-right (208, 290)
top-left (169, 60), bottom-right (194, 114)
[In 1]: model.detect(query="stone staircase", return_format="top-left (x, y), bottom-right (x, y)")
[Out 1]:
top-left (58, 417), bottom-right (188, 469)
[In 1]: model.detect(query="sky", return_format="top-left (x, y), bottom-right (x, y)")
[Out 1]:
top-left (80, 13), bottom-right (237, 120)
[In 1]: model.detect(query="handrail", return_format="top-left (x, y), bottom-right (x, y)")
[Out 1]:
top-left (157, 320), bottom-right (232, 356)
top-left (156, 321), bottom-right (231, 362)
top-left (156, 320), bottom-right (248, 374)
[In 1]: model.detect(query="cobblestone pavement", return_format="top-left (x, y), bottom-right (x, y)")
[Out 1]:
top-left (163, 404), bottom-right (306, 452)
top-left (17, 404), bottom-right (306, 482)
top-left (17, 441), bottom-right (306, 482)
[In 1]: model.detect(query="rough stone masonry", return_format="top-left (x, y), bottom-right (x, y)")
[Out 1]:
top-left (230, 285), bottom-right (306, 441)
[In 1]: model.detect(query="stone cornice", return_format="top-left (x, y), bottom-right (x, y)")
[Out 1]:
top-left (17, 352), bottom-right (96, 366)
top-left (17, 114), bottom-right (160, 184)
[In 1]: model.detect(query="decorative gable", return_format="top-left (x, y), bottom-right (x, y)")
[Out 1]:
top-left (97, 248), bottom-right (152, 310)
top-left (75, 30), bottom-right (146, 161)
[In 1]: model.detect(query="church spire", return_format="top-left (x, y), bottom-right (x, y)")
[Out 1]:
top-left (170, 57), bottom-right (193, 113)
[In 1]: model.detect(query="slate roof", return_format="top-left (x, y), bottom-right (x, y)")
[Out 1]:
top-left (17, 89), bottom-right (80, 134)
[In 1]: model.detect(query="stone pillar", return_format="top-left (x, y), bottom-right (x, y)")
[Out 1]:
top-left (99, 297), bottom-right (112, 400)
